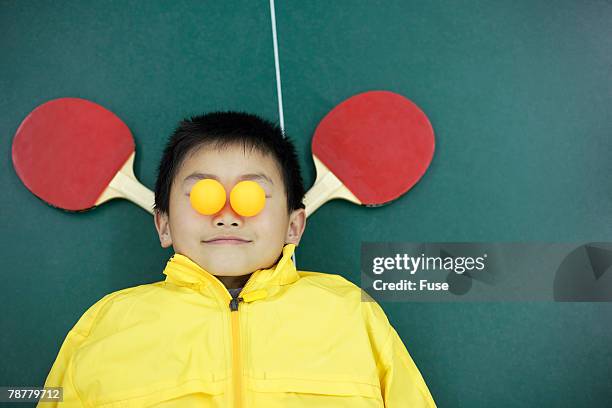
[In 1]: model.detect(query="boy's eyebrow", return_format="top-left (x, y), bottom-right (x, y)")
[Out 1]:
top-left (183, 172), bottom-right (274, 185)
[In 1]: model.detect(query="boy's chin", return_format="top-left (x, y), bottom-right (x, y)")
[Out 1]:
top-left (204, 258), bottom-right (252, 275)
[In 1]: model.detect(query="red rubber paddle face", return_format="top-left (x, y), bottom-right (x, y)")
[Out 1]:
top-left (12, 98), bottom-right (135, 211)
top-left (312, 90), bottom-right (435, 206)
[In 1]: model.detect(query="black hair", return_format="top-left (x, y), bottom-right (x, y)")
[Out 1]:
top-left (154, 111), bottom-right (306, 215)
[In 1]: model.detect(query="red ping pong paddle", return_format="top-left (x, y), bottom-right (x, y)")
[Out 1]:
top-left (303, 90), bottom-right (435, 217)
top-left (12, 97), bottom-right (154, 214)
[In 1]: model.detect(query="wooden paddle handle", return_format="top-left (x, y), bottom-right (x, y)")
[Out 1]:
top-left (303, 156), bottom-right (360, 218)
top-left (97, 152), bottom-right (155, 214)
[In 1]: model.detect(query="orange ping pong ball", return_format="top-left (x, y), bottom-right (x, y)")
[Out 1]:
top-left (230, 180), bottom-right (266, 217)
top-left (190, 179), bottom-right (226, 215)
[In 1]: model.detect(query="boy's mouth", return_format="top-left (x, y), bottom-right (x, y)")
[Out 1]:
top-left (203, 236), bottom-right (252, 245)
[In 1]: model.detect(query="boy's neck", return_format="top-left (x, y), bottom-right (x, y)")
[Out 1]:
top-left (216, 273), bottom-right (253, 290)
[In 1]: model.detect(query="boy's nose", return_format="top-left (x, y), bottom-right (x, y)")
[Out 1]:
top-left (212, 199), bottom-right (243, 226)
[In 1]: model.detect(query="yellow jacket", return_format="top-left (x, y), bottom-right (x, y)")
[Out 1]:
top-left (39, 244), bottom-right (436, 407)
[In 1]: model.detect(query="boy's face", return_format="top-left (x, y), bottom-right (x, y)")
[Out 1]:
top-left (154, 143), bottom-right (306, 281)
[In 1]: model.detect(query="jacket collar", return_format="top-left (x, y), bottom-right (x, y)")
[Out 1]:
top-left (162, 243), bottom-right (299, 298)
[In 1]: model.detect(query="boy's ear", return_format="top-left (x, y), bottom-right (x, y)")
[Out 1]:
top-left (285, 208), bottom-right (306, 246)
top-left (154, 210), bottom-right (173, 248)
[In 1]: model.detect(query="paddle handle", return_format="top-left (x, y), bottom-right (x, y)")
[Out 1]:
top-left (303, 156), bottom-right (360, 218)
top-left (98, 152), bottom-right (155, 214)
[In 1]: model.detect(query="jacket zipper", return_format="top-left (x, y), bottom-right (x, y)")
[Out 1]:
top-left (229, 293), bottom-right (244, 408)
top-left (205, 277), bottom-right (265, 408)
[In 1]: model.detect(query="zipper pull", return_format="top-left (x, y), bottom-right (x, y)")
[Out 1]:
top-left (228, 289), bottom-right (268, 311)
top-left (229, 294), bottom-right (243, 312)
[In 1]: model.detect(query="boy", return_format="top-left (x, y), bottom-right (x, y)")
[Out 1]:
top-left (39, 112), bottom-right (436, 407)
